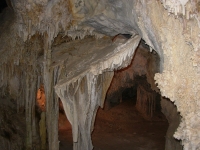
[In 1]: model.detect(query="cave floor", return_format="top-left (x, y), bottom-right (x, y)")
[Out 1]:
top-left (59, 100), bottom-right (168, 150)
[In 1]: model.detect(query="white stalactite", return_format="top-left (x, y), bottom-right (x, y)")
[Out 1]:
top-left (43, 34), bottom-right (59, 150)
top-left (54, 35), bottom-right (140, 150)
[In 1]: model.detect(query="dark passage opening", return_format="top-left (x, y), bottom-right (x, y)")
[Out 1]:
top-left (92, 99), bottom-right (168, 150)
top-left (92, 39), bottom-right (168, 150)
top-left (0, 0), bottom-right (8, 13)
top-left (58, 100), bottom-right (73, 150)
top-left (57, 38), bottom-right (170, 150)
top-left (122, 86), bottom-right (137, 104)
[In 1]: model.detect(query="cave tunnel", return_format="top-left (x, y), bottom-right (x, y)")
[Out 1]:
top-left (56, 39), bottom-right (181, 150)
top-left (21, 35), bottom-right (183, 150)
top-left (0, 30), bottom-right (183, 150)
top-left (91, 39), bottom-right (169, 150)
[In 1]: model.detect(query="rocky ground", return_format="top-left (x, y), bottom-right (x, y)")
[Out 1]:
top-left (59, 99), bottom-right (168, 150)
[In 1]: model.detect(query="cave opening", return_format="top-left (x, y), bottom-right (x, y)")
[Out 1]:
top-left (34, 37), bottom-right (181, 150)
top-left (91, 39), bottom-right (169, 150)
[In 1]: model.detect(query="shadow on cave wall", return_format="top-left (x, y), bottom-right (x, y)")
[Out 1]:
top-left (0, 0), bottom-right (8, 13)
top-left (0, 95), bottom-right (26, 149)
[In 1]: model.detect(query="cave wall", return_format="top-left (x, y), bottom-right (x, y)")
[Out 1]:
top-left (0, 9), bottom-right (44, 149)
top-left (145, 2), bottom-right (200, 149)
top-left (140, 1), bottom-right (200, 148)
top-left (140, 2), bottom-right (200, 148)
top-left (161, 97), bottom-right (183, 150)
top-left (0, 97), bottom-right (26, 150)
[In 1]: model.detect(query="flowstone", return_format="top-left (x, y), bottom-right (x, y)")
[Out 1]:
top-left (54, 35), bottom-right (141, 149)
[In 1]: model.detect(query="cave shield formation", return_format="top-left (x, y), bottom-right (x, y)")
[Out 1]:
top-left (0, 0), bottom-right (200, 150)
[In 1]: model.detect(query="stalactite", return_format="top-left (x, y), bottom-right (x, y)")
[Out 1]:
top-left (43, 34), bottom-right (59, 150)
top-left (54, 35), bottom-right (140, 150)
top-left (25, 73), bottom-right (37, 149)
top-left (11, 0), bottom-right (72, 43)
top-left (67, 26), bottom-right (104, 40)
top-left (1, 32), bottom-right (44, 148)
top-left (24, 38), bottom-right (41, 150)
top-left (39, 112), bottom-right (46, 150)
top-left (56, 72), bottom-right (114, 150)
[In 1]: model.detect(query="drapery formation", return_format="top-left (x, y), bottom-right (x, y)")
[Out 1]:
top-left (54, 35), bottom-right (141, 149)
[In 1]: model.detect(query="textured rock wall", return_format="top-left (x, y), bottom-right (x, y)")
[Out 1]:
top-left (161, 97), bottom-right (183, 150)
top-left (0, 97), bottom-right (26, 150)
top-left (0, 9), bottom-right (44, 150)
top-left (145, 2), bottom-right (200, 149)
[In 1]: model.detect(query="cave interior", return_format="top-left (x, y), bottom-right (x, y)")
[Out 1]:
top-left (0, 0), bottom-right (200, 150)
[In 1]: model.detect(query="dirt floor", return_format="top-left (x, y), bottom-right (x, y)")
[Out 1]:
top-left (59, 100), bottom-right (168, 150)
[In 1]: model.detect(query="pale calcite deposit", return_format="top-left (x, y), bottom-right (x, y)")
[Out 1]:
top-left (11, 0), bottom-right (71, 42)
top-left (54, 35), bottom-right (140, 149)
top-left (146, 2), bottom-right (200, 149)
